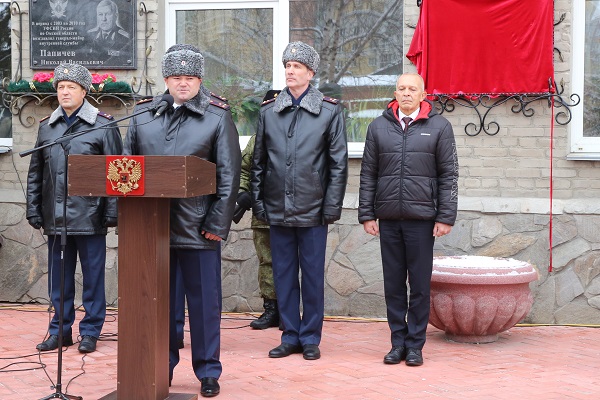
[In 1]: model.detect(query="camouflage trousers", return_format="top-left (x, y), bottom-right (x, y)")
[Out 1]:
top-left (253, 227), bottom-right (276, 300)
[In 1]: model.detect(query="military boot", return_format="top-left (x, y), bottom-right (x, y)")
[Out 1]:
top-left (250, 299), bottom-right (280, 329)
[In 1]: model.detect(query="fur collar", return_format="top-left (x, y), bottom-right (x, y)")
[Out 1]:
top-left (152, 86), bottom-right (211, 116)
top-left (49, 99), bottom-right (98, 125)
top-left (273, 85), bottom-right (323, 115)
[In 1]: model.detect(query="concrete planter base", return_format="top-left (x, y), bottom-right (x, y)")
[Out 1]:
top-left (429, 256), bottom-right (539, 343)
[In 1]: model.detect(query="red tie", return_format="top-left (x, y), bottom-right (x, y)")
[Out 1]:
top-left (402, 117), bottom-right (412, 133)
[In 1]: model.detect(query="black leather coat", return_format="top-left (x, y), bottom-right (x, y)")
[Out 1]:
top-left (358, 99), bottom-right (458, 225)
top-left (123, 89), bottom-right (241, 249)
top-left (251, 85), bottom-right (348, 227)
top-left (26, 100), bottom-right (123, 235)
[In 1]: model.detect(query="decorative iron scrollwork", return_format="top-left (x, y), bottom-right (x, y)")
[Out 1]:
top-left (429, 88), bottom-right (581, 136)
top-left (1, 92), bottom-right (138, 128)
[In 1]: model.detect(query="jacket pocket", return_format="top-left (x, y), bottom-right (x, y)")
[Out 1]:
top-left (311, 171), bottom-right (324, 198)
top-left (430, 179), bottom-right (438, 211)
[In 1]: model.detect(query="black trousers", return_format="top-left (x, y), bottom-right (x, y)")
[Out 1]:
top-left (379, 219), bottom-right (435, 349)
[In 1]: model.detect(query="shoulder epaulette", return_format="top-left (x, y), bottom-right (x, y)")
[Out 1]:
top-left (136, 98), bottom-right (153, 105)
top-left (98, 111), bottom-right (113, 119)
top-left (209, 99), bottom-right (230, 110)
top-left (261, 90), bottom-right (281, 106)
top-left (40, 115), bottom-right (50, 123)
top-left (210, 92), bottom-right (228, 103)
top-left (323, 96), bottom-right (339, 105)
top-left (261, 97), bottom-right (277, 106)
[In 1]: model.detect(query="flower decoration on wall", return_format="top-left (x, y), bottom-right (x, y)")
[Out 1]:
top-left (5, 72), bottom-right (132, 93)
top-left (33, 72), bottom-right (54, 83)
top-left (90, 73), bottom-right (117, 91)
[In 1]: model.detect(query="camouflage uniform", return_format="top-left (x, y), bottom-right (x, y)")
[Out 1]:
top-left (240, 135), bottom-right (276, 300)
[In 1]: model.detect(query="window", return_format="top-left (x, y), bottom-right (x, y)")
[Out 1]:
top-left (0, 1), bottom-right (11, 154)
top-left (289, 0), bottom-right (403, 156)
top-left (166, 0), bottom-right (403, 156)
top-left (570, 0), bottom-right (600, 159)
top-left (166, 1), bottom-right (288, 146)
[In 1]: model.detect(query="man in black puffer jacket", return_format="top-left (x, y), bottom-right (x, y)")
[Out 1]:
top-left (359, 73), bottom-right (458, 367)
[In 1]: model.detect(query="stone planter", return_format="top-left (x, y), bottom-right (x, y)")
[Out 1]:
top-left (429, 255), bottom-right (538, 343)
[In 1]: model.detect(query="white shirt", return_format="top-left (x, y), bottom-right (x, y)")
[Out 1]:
top-left (400, 108), bottom-right (420, 130)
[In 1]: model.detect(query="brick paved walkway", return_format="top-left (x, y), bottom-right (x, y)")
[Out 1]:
top-left (0, 304), bottom-right (598, 399)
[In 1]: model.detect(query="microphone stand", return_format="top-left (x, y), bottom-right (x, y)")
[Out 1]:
top-left (20, 100), bottom-right (165, 400)
top-left (37, 140), bottom-right (82, 400)
top-left (28, 120), bottom-right (82, 400)
top-left (19, 101), bottom-right (161, 158)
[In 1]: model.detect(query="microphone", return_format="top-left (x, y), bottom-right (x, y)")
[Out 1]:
top-left (20, 96), bottom-right (164, 158)
top-left (154, 94), bottom-right (174, 117)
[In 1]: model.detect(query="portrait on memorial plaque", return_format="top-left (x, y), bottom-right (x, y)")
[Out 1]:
top-left (87, 0), bottom-right (131, 55)
top-left (29, 0), bottom-right (136, 69)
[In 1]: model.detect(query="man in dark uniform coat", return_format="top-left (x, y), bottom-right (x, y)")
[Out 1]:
top-left (124, 44), bottom-right (240, 397)
top-left (251, 41), bottom-right (348, 361)
top-left (26, 62), bottom-right (122, 354)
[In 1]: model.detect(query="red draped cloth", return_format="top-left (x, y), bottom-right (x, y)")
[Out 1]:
top-left (407, 0), bottom-right (555, 95)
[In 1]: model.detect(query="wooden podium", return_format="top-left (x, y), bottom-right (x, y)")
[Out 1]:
top-left (68, 155), bottom-right (216, 400)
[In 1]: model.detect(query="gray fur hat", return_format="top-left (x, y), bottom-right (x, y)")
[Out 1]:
top-left (162, 44), bottom-right (204, 78)
top-left (282, 41), bottom-right (320, 73)
top-left (53, 63), bottom-right (92, 91)
top-left (166, 44), bottom-right (201, 54)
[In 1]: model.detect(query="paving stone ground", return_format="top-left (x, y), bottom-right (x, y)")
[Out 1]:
top-left (0, 304), bottom-right (599, 399)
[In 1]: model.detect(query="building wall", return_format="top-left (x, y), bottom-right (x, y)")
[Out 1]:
top-left (1, 0), bottom-right (599, 324)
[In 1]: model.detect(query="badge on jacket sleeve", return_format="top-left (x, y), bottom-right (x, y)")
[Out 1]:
top-left (106, 156), bottom-right (145, 196)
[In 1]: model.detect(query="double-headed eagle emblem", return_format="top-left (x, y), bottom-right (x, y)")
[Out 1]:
top-left (107, 157), bottom-right (142, 195)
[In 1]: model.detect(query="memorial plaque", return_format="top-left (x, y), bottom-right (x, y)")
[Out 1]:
top-left (30, 0), bottom-right (136, 70)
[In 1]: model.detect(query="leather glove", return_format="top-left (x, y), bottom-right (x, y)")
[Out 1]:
top-left (323, 214), bottom-right (339, 225)
top-left (103, 216), bottom-right (118, 228)
top-left (28, 216), bottom-right (43, 230)
top-left (232, 205), bottom-right (247, 224)
top-left (236, 191), bottom-right (252, 210)
top-left (255, 210), bottom-right (268, 223)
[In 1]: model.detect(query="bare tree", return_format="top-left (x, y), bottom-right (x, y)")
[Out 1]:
top-left (290, 0), bottom-right (403, 84)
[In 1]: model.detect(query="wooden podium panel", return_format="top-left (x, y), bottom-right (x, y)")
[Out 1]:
top-left (69, 155), bottom-right (216, 198)
top-left (69, 155), bottom-right (213, 400)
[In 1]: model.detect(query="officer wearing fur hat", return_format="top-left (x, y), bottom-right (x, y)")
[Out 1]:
top-left (165, 44), bottom-right (234, 351)
top-left (124, 44), bottom-right (240, 397)
top-left (251, 41), bottom-right (348, 361)
top-left (26, 62), bottom-right (123, 354)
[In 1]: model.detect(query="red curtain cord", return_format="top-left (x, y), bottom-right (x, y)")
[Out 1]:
top-left (549, 95), bottom-right (554, 273)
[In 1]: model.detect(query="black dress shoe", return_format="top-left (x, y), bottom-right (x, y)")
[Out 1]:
top-left (200, 377), bottom-right (220, 397)
top-left (383, 346), bottom-right (406, 364)
top-left (78, 335), bottom-right (98, 353)
top-left (405, 348), bottom-right (424, 366)
top-left (268, 342), bottom-right (303, 358)
top-left (178, 339), bottom-right (184, 349)
top-left (303, 344), bottom-right (321, 360)
top-left (36, 335), bottom-right (74, 351)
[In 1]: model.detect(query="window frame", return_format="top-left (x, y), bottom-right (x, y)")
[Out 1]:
top-left (568, 0), bottom-right (600, 159)
top-left (164, 0), bottom-right (369, 157)
top-left (0, 0), bottom-right (11, 154)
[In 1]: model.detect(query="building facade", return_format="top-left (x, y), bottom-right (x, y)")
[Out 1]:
top-left (0, 0), bottom-right (598, 324)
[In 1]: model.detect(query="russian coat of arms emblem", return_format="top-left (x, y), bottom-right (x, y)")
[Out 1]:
top-left (106, 157), bottom-right (143, 195)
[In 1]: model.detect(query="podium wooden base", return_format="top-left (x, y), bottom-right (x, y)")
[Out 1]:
top-left (99, 392), bottom-right (197, 400)
top-left (67, 154), bottom-right (216, 400)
